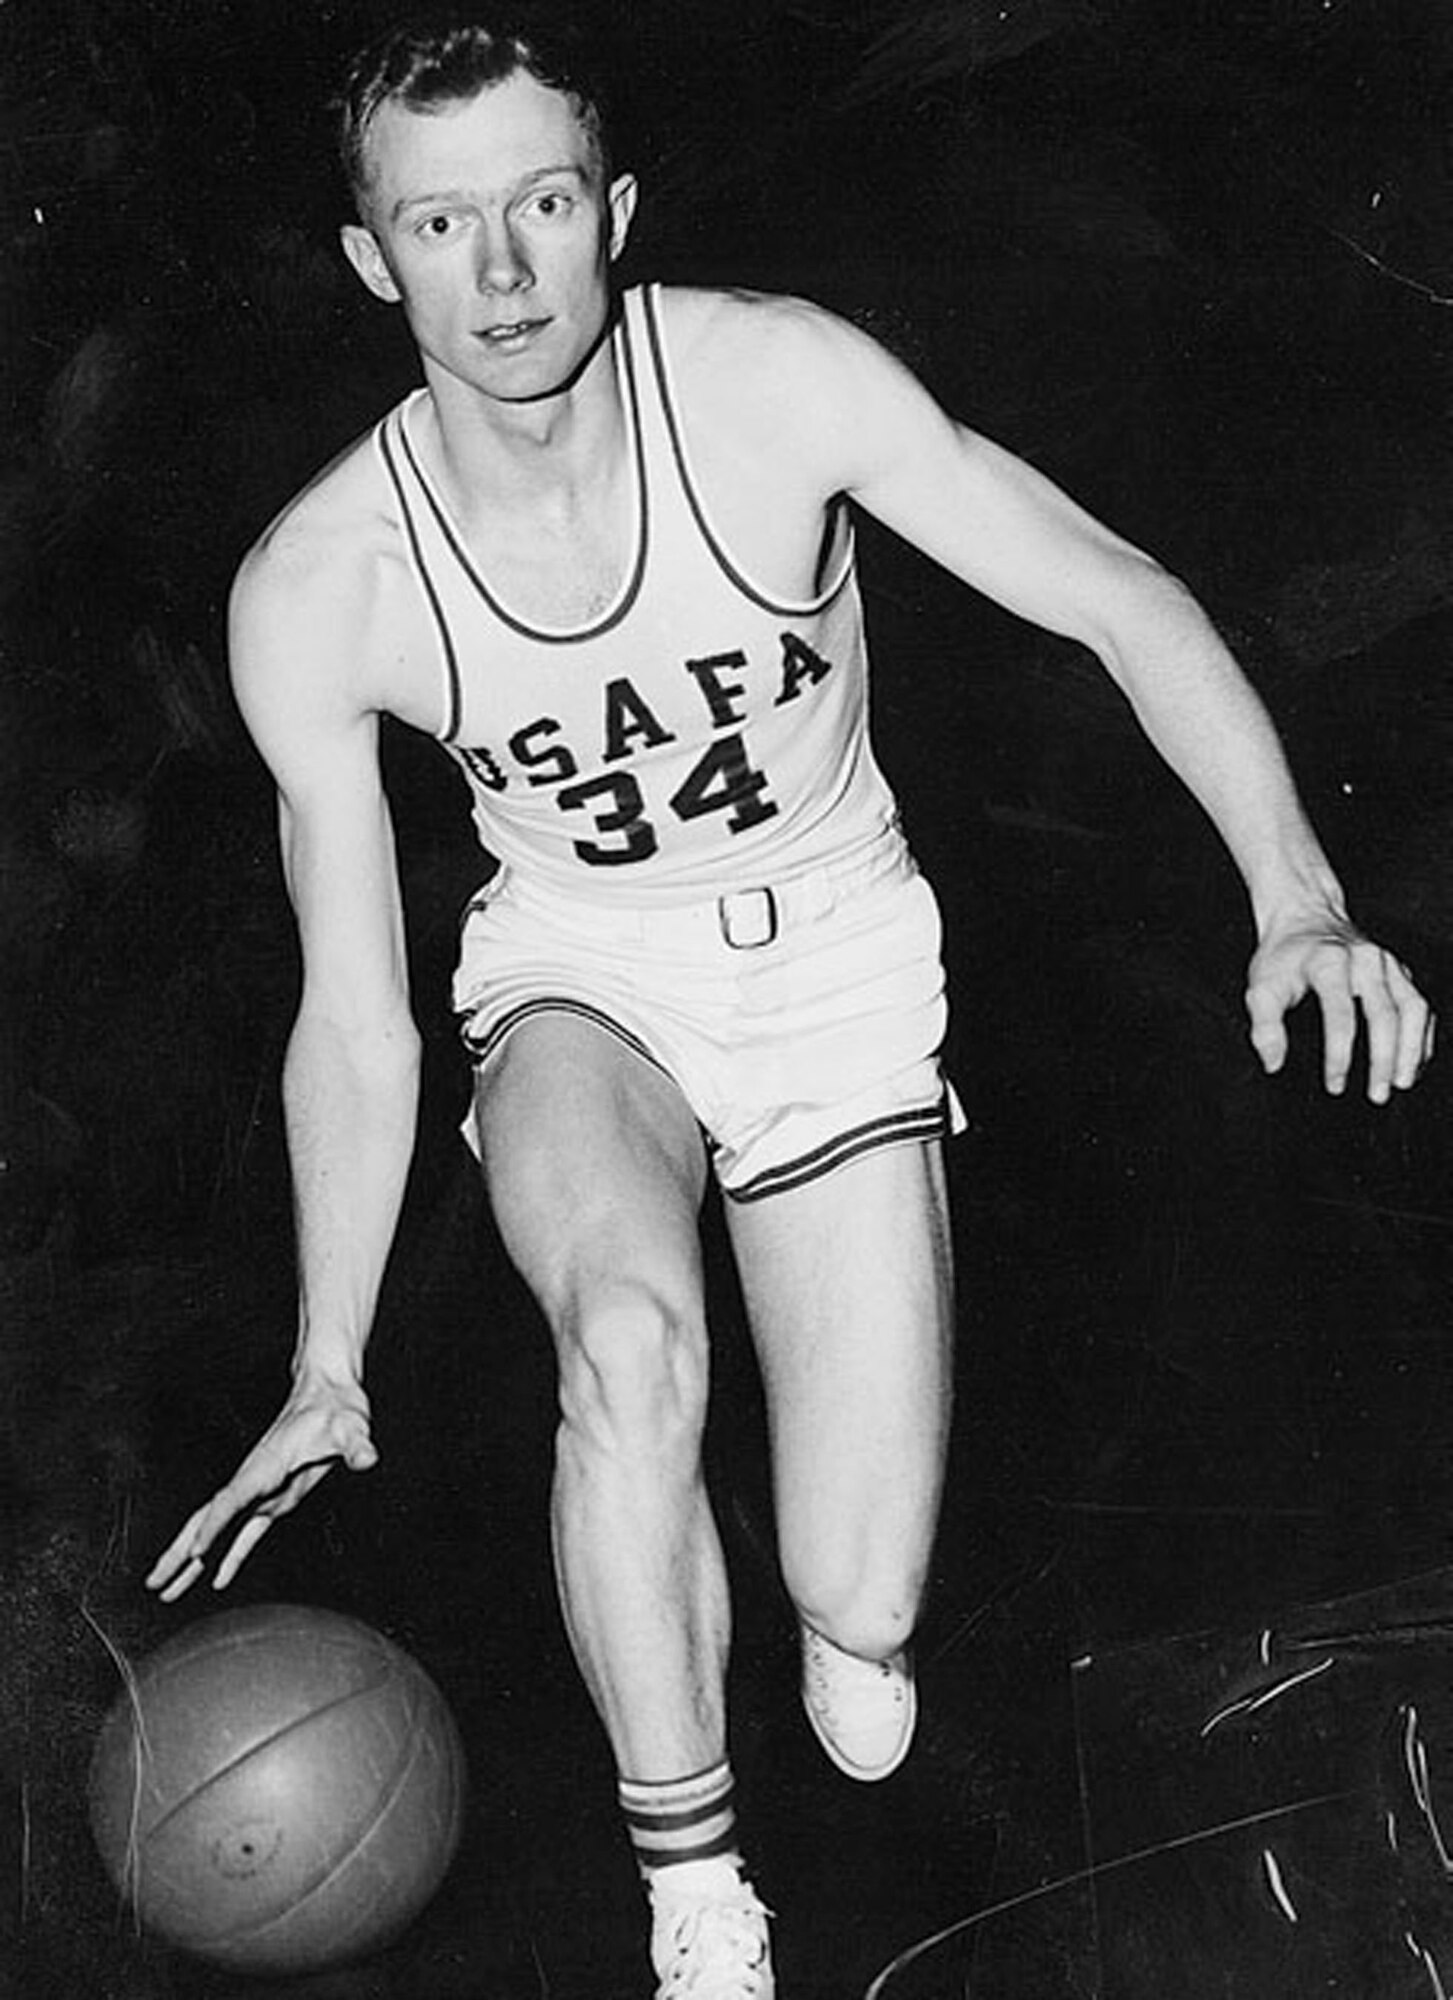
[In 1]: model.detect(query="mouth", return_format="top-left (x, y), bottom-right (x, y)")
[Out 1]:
top-left (475, 318), bottom-right (550, 349)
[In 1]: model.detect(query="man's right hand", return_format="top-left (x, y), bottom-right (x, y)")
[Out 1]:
top-left (145, 1373), bottom-right (378, 1602)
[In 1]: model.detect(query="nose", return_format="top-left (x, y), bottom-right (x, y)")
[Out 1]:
top-left (475, 217), bottom-right (532, 294)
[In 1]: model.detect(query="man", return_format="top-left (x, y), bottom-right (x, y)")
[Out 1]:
top-left (147, 14), bottom-right (1433, 1996)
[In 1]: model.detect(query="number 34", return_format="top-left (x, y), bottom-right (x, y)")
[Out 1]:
top-left (557, 732), bottom-right (777, 865)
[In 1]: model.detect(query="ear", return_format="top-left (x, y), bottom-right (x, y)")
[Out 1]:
top-left (340, 223), bottom-right (401, 304)
top-left (606, 173), bottom-right (639, 262)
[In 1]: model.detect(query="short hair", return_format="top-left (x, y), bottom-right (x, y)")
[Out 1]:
top-left (337, 10), bottom-right (616, 215)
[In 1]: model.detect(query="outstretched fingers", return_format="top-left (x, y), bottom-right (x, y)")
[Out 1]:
top-left (146, 1494), bottom-right (229, 1601)
top-left (1247, 932), bottom-right (1434, 1103)
top-left (145, 1390), bottom-right (377, 1601)
top-left (1384, 952), bottom-right (1436, 1092)
top-left (1325, 940), bottom-right (1433, 1101)
top-left (145, 1454), bottom-right (338, 1601)
top-left (1245, 957), bottom-right (1301, 1080)
top-left (1309, 941), bottom-right (1365, 1097)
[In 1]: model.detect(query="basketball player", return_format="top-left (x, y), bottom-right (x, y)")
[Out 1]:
top-left (147, 16), bottom-right (1434, 1995)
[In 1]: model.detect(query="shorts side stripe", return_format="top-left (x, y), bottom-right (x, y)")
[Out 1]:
top-left (463, 996), bottom-right (672, 1080)
top-left (724, 1101), bottom-right (948, 1204)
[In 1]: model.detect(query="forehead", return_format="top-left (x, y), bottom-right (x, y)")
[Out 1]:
top-left (363, 71), bottom-right (597, 215)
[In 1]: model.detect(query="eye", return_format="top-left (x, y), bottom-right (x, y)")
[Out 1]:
top-left (528, 189), bottom-right (574, 220)
top-left (415, 210), bottom-right (463, 241)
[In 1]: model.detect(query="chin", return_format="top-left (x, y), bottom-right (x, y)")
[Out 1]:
top-left (480, 361), bottom-right (579, 404)
top-left (486, 345), bottom-right (599, 404)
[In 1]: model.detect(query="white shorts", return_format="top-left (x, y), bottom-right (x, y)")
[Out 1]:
top-left (452, 829), bottom-right (965, 1202)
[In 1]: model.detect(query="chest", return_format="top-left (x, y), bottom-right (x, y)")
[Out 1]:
top-left (370, 497), bottom-right (853, 769)
top-left (372, 374), bottom-right (848, 738)
top-left (475, 502), bottom-right (628, 627)
top-left (434, 387), bottom-right (838, 626)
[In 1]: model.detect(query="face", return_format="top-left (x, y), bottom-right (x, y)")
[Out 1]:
top-left (341, 70), bottom-right (637, 406)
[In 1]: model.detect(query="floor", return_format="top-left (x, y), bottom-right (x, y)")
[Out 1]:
top-left (4, 760), bottom-right (1451, 1997)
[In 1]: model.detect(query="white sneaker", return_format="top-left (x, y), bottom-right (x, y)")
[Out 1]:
top-left (800, 1624), bottom-right (917, 1781)
top-left (649, 1861), bottom-right (775, 1999)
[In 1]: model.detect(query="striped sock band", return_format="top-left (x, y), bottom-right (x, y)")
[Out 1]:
top-left (618, 1759), bottom-right (738, 1876)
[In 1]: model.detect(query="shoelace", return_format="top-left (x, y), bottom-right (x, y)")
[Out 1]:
top-left (804, 1634), bottom-right (905, 1729)
top-left (654, 1890), bottom-right (772, 1999)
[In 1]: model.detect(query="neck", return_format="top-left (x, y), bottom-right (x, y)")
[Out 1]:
top-left (422, 326), bottom-right (625, 510)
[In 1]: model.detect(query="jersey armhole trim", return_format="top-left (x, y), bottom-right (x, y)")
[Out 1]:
top-left (377, 410), bottom-right (463, 743)
top-left (639, 283), bottom-right (856, 620)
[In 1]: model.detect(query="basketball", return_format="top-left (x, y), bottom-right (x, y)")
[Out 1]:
top-left (88, 1603), bottom-right (467, 1975)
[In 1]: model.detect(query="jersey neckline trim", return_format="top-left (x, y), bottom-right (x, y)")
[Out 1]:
top-left (393, 306), bottom-right (650, 650)
top-left (639, 283), bottom-right (855, 620)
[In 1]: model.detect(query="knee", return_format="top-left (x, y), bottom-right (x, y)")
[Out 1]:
top-left (787, 1567), bottom-right (922, 1664)
top-left (553, 1282), bottom-right (709, 1465)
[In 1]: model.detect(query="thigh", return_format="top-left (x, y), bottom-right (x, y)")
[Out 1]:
top-left (724, 1139), bottom-right (955, 1550)
top-left (472, 1012), bottom-right (711, 1323)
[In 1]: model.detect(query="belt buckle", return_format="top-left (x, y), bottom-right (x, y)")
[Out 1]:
top-left (718, 885), bottom-right (778, 950)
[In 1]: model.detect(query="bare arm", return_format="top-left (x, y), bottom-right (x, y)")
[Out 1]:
top-left (269, 709), bottom-right (420, 1391)
top-left (148, 533), bottom-right (421, 1595)
top-left (771, 300), bottom-right (1433, 1098)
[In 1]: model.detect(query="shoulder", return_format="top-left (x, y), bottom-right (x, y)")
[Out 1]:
top-left (233, 421), bottom-right (393, 629)
top-left (649, 283), bottom-right (873, 393)
top-left (644, 284), bottom-right (940, 488)
top-left (229, 413), bottom-right (416, 726)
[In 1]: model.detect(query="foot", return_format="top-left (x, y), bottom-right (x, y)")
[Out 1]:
top-left (800, 1623), bottom-right (917, 1781)
top-left (649, 1859), bottom-right (774, 1999)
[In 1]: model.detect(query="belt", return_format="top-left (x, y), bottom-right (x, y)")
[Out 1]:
top-left (716, 884), bottom-right (779, 950)
top-left (486, 829), bottom-right (912, 954)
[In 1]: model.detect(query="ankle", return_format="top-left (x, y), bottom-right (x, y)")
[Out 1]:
top-left (647, 1853), bottom-right (746, 1901)
top-left (620, 1758), bottom-right (739, 1877)
top-left (800, 1617), bottom-right (911, 1669)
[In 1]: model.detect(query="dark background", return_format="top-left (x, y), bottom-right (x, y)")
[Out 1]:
top-left (3, 3), bottom-right (1453, 1994)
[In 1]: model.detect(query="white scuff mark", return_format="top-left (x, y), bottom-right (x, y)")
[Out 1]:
top-left (18, 1779), bottom-right (31, 1928)
top-left (1319, 224), bottom-right (1453, 306)
top-left (80, 1603), bottom-right (150, 1921)
top-left (1387, 1808), bottom-right (1400, 1851)
top-left (1258, 1628), bottom-right (1273, 1665)
top-left (1261, 1847), bottom-right (1298, 1923)
top-left (1200, 1656), bottom-right (1335, 1737)
top-left (860, 1787), bottom-right (1357, 1999)
top-left (1407, 1930), bottom-right (1451, 2000)
top-left (530, 1931), bottom-right (552, 1996)
top-left (1402, 1705), bottom-right (1453, 1874)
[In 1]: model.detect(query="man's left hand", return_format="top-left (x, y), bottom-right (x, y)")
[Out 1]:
top-left (1246, 919), bottom-right (1435, 1103)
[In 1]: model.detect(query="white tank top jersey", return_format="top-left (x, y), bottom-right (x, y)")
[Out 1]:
top-left (375, 283), bottom-right (902, 905)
